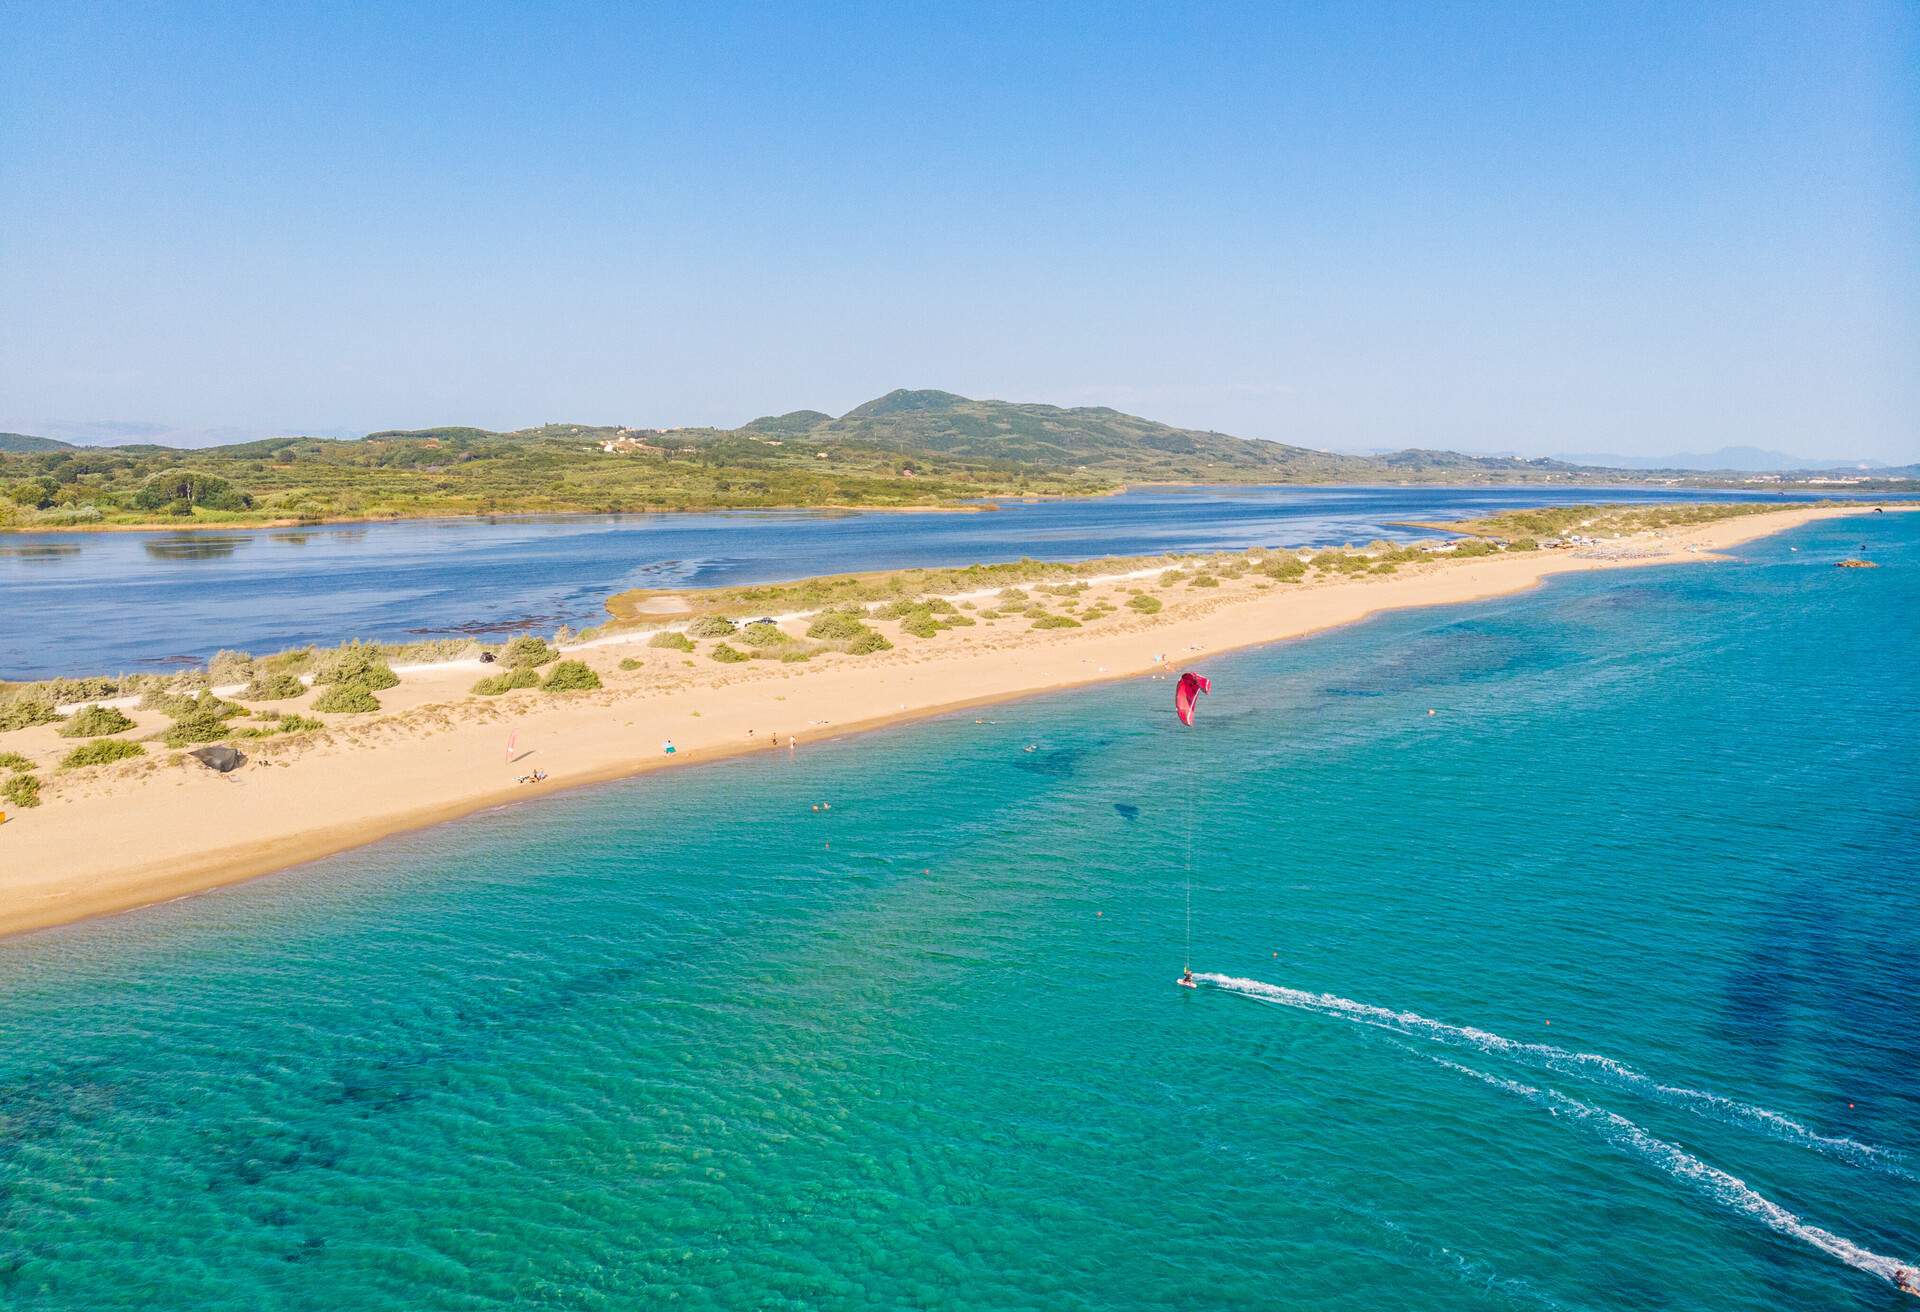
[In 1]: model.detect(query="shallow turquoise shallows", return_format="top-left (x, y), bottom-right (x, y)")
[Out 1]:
top-left (3, 515), bottom-right (1916, 1311)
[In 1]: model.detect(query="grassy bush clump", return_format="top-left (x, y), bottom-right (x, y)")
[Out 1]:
top-left (312, 683), bottom-right (381, 714)
top-left (207, 649), bottom-right (256, 683)
top-left (27, 675), bottom-right (123, 705)
top-left (2, 772), bottom-right (41, 808)
top-left (806, 612), bottom-right (871, 641)
top-left (710, 643), bottom-right (749, 663)
top-left (235, 712), bottom-right (324, 737)
top-left (242, 672), bottom-right (308, 700)
top-left (778, 648), bottom-right (813, 663)
top-left (473, 668), bottom-right (540, 696)
top-left (1508, 537), bottom-right (1540, 552)
top-left (687, 616), bottom-right (737, 638)
top-left (648, 631), bottom-right (695, 651)
top-left (0, 751), bottom-right (31, 772)
top-left (60, 704), bottom-right (136, 738)
top-left (166, 689), bottom-right (245, 718)
top-left (1128, 594), bottom-right (1163, 614)
top-left (618, 657), bottom-right (643, 670)
top-left (1450, 539), bottom-right (1497, 558)
top-left (260, 647), bottom-right (315, 674)
top-left (738, 622), bottom-right (789, 649)
top-left (900, 614), bottom-right (941, 638)
top-left (314, 642), bottom-right (401, 689)
top-left (1262, 558), bottom-right (1308, 582)
top-left (61, 738), bottom-right (145, 769)
top-left (162, 711), bottom-right (235, 747)
top-left (846, 629), bottom-right (892, 655)
top-left (1188, 574), bottom-right (1220, 588)
top-left (1031, 613), bottom-right (1081, 630)
top-left (502, 635), bottom-right (559, 667)
top-left (541, 660), bottom-right (602, 692)
top-left (997, 587), bottom-right (1029, 602)
top-left (0, 694), bottom-right (58, 732)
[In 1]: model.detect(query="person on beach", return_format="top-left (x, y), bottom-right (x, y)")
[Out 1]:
top-left (662, 739), bottom-right (676, 755)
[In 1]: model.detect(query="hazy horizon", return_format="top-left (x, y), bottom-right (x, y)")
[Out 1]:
top-left (4, 3), bottom-right (1915, 461)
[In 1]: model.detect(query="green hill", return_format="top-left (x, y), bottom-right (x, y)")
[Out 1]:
top-left (0, 387), bottom-right (1724, 530)
top-left (0, 432), bottom-right (73, 454)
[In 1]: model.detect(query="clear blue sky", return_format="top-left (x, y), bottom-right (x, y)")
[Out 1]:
top-left (2, 1), bottom-right (1914, 459)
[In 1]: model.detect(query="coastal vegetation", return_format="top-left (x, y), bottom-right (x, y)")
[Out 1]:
top-left (59, 704), bottom-right (136, 737)
top-left (541, 660), bottom-right (601, 692)
top-left (60, 738), bottom-right (145, 769)
top-left (473, 668), bottom-right (540, 696)
top-left (1428, 500), bottom-right (1827, 543)
top-left (2, 389), bottom-right (1725, 534)
top-left (311, 684), bottom-right (382, 714)
top-left (3, 771), bottom-right (41, 808)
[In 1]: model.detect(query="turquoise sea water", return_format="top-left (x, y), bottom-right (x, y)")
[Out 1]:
top-left (2, 514), bottom-right (1916, 1310)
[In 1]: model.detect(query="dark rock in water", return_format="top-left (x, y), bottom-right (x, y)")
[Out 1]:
top-left (189, 746), bottom-right (245, 772)
top-left (1113, 803), bottom-right (1140, 821)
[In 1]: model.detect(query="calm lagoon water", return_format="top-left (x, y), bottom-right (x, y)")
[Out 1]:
top-left (1, 512), bottom-right (1914, 1309)
top-left (0, 484), bottom-right (1869, 679)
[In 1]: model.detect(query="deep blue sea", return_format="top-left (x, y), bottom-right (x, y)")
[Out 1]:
top-left (0, 484), bottom-right (1877, 679)
top-left (1, 511), bottom-right (1914, 1310)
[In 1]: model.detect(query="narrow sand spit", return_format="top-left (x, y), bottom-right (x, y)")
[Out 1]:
top-left (0, 505), bottom-right (1896, 937)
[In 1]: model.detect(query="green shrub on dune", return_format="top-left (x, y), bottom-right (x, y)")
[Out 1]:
top-left (738, 622), bottom-right (789, 649)
top-left (0, 751), bottom-right (31, 772)
top-left (1128, 594), bottom-right (1162, 614)
top-left (313, 642), bottom-right (401, 690)
top-left (473, 668), bottom-right (540, 696)
top-left (0, 694), bottom-right (57, 732)
top-left (242, 672), bottom-right (308, 700)
top-left (311, 683), bottom-right (381, 714)
top-left (647, 631), bottom-right (694, 651)
top-left (710, 643), bottom-right (749, 663)
top-left (2, 772), bottom-right (41, 808)
top-left (541, 660), bottom-right (601, 692)
top-left (502, 635), bottom-right (559, 668)
top-left (59, 704), bottom-right (135, 738)
top-left (162, 703), bottom-right (242, 744)
top-left (806, 611), bottom-right (870, 641)
top-left (61, 738), bottom-right (145, 769)
top-left (687, 616), bottom-right (737, 638)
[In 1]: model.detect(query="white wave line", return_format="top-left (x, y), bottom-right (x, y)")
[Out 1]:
top-left (1427, 1055), bottom-right (1919, 1295)
top-left (1196, 973), bottom-right (1914, 1182)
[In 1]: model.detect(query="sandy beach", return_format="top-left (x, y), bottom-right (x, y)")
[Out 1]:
top-left (0, 504), bottom-right (1896, 939)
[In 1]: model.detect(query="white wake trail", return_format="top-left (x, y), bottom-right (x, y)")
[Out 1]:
top-left (1429, 1055), bottom-right (1920, 1295)
top-left (1196, 973), bottom-right (1914, 1182)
